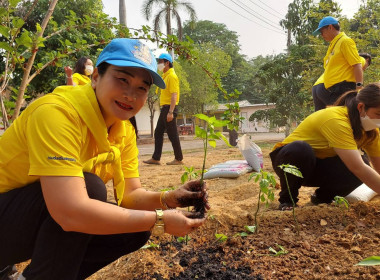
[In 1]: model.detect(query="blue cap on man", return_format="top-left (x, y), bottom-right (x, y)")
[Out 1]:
top-left (158, 53), bottom-right (173, 63)
top-left (312, 16), bottom-right (339, 36)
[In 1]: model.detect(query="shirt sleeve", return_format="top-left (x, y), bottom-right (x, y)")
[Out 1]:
top-left (120, 122), bottom-right (139, 178)
top-left (319, 118), bottom-right (358, 150)
top-left (26, 103), bottom-right (84, 177)
top-left (167, 75), bottom-right (179, 94)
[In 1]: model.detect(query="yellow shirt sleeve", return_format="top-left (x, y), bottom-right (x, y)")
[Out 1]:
top-left (26, 103), bottom-right (84, 177)
top-left (121, 121), bottom-right (139, 178)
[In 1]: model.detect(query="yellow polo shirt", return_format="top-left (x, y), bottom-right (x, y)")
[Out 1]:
top-left (323, 32), bottom-right (362, 89)
top-left (73, 73), bottom-right (91, 85)
top-left (159, 68), bottom-right (180, 106)
top-left (273, 106), bottom-right (380, 159)
top-left (0, 84), bottom-right (139, 202)
top-left (314, 56), bottom-right (366, 86)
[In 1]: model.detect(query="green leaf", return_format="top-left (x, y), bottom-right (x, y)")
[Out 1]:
top-left (208, 139), bottom-right (216, 148)
top-left (195, 125), bottom-right (207, 139)
top-left (10, 0), bottom-right (22, 8)
top-left (15, 30), bottom-right (32, 48)
top-left (0, 25), bottom-right (9, 37)
top-left (356, 256), bottom-right (380, 266)
top-left (240, 232), bottom-right (249, 237)
top-left (0, 42), bottom-right (12, 52)
top-left (215, 233), bottom-right (228, 242)
top-left (12, 17), bottom-right (24, 29)
top-left (245, 225), bottom-right (256, 233)
top-left (194, 113), bottom-right (210, 122)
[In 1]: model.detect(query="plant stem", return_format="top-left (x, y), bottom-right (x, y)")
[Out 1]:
top-left (284, 173), bottom-right (300, 234)
top-left (254, 188), bottom-right (262, 233)
top-left (200, 124), bottom-right (208, 184)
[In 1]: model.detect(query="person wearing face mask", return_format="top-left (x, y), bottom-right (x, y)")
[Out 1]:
top-left (270, 83), bottom-right (380, 211)
top-left (64, 57), bottom-right (94, 86)
top-left (144, 53), bottom-right (183, 165)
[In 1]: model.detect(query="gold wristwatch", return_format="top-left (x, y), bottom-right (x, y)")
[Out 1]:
top-left (151, 209), bottom-right (165, 236)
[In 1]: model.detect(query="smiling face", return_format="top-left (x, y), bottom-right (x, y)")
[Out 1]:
top-left (92, 65), bottom-right (152, 128)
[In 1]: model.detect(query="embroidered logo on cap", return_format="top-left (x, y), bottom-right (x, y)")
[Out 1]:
top-left (132, 43), bottom-right (152, 65)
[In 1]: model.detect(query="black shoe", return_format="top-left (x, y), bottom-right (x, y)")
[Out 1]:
top-left (310, 193), bottom-right (332, 205)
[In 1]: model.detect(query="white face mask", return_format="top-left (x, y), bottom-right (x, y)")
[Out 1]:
top-left (84, 65), bottom-right (94, 76)
top-left (360, 114), bottom-right (380, 131)
top-left (157, 63), bottom-right (165, 72)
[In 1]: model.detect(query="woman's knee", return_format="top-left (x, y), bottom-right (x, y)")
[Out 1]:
top-left (83, 172), bottom-right (107, 202)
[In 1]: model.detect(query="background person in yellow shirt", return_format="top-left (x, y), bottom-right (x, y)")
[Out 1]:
top-left (271, 83), bottom-right (380, 211)
top-left (0, 39), bottom-right (208, 280)
top-left (312, 16), bottom-right (363, 111)
top-left (64, 56), bottom-right (94, 86)
top-left (144, 53), bottom-right (183, 165)
top-left (312, 53), bottom-right (371, 111)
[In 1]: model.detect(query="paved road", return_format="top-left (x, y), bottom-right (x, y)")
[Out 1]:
top-left (137, 132), bottom-right (285, 156)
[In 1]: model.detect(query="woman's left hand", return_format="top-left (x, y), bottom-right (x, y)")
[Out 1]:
top-left (165, 180), bottom-right (210, 210)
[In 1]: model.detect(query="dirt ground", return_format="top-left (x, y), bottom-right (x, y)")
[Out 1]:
top-left (85, 141), bottom-right (380, 280)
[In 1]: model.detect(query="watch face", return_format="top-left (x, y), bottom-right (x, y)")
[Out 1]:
top-left (152, 225), bottom-right (165, 235)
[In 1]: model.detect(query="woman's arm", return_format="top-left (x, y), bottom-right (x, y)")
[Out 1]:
top-left (41, 176), bottom-right (205, 236)
top-left (334, 148), bottom-right (380, 193)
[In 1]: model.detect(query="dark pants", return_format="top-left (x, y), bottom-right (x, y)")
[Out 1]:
top-left (312, 81), bottom-right (356, 111)
top-left (0, 173), bottom-right (150, 280)
top-left (153, 105), bottom-right (183, 161)
top-left (270, 141), bottom-right (364, 204)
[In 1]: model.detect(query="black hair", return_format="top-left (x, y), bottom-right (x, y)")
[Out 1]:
top-left (334, 83), bottom-right (380, 143)
top-left (96, 62), bottom-right (138, 137)
top-left (162, 59), bottom-right (173, 68)
top-left (74, 57), bottom-right (91, 75)
top-left (359, 53), bottom-right (372, 66)
top-left (332, 23), bottom-right (340, 31)
top-left (96, 62), bottom-right (110, 76)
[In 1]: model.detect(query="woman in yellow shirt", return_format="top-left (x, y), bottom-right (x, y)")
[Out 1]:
top-left (271, 83), bottom-right (380, 210)
top-left (64, 56), bottom-right (94, 86)
top-left (0, 39), bottom-right (208, 279)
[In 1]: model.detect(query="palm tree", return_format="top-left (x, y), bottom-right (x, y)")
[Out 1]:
top-left (119, 0), bottom-right (127, 26)
top-left (142, 0), bottom-right (197, 56)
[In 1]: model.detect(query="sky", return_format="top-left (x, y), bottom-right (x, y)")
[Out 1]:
top-left (102, 0), bottom-right (362, 59)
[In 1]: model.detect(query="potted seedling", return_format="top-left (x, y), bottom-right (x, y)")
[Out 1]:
top-left (248, 170), bottom-right (277, 233)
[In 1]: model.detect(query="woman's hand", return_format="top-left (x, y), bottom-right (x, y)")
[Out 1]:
top-left (165, 180), bottom-right (210, 210)
top-left (163, 209), bottom-right (206, 236)
top-left (64, 66), bottom-right (73, 77)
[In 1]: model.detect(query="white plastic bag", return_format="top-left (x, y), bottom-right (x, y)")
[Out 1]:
top-left (203, 160), bottom-right (253, 179)
top-left (237, 134), bottom-right (263, 172)
top-left (345, 183), bottom-right (378, 203)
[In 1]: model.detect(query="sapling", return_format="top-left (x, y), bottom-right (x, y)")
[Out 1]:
top-left (248, 170), bottom-right (277, 233)
top-left (279, 164), bottom-right (302, 234)
top-left (192, 114), bottom-right (230, 218)
top-left (268, 244), bottom-right (288, 256)
top-left (180, 166), bottom-right (200, 244)
top-left (333, 196), bottom-right (350, 225)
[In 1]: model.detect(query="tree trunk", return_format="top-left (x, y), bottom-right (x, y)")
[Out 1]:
top-left (119, 0), bottom-right (127, 26)
top-left (12, 0), bottom-right (58, 120)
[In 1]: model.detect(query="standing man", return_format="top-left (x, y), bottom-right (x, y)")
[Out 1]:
top-left (311, 16), bottom-right (363, 110)
top-left (144, 53), bottom-right (183, 165)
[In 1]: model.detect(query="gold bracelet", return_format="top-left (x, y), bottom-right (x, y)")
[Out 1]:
top-left (159, 191), bottom-right (171, 209)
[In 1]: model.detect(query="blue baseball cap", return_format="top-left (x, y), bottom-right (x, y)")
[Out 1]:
top-left (313, 16), bottom-right (339, 36)
top-left (96, 38), bottom-right (166, 89)
top-left (158, 53), bottom-right (173, 63)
